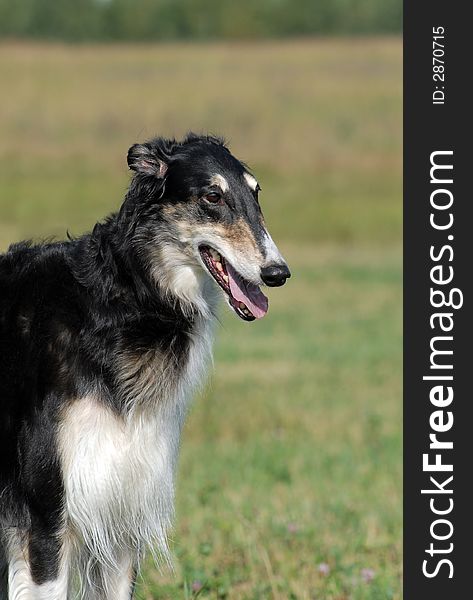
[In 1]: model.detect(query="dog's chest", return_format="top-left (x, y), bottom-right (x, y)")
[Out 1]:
top-left (59, 316), bottom-right (214, 556)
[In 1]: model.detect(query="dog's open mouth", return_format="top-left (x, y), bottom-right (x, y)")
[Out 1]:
top-left (199, 246), bottom-right (268, 321)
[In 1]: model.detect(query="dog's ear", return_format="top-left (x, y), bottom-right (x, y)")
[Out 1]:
top-left (127, 143), bottom-right (168, 178)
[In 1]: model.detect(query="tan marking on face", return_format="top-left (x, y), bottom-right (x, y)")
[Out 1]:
top-left (222, 218), bottom-right (261, 256)
top-left (194, 219), bottom-right (265, 284)
top-left (179, 218), bottom-right (262, 259)
top-left (209, 174), bottom-right (229, 193)
top-left (151, 209), bottom-right (266, 285)
top-left (171, 217), bottom-right (260, 256)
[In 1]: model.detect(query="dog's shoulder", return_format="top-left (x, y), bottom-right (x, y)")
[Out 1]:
top-left (1, 239), bottom-right (73, 281)
top-left (0, 239), bottom-right (88, 368)
top-left (1, 240), bottom-right (82, 312)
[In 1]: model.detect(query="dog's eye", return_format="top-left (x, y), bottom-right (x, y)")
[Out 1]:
top-left (204, 192), bottom-right (222, 204)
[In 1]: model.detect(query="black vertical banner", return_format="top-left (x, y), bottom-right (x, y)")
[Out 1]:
top-left (404, 2), bottom-right (472, 598)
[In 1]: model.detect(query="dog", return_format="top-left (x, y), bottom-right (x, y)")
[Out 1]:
top-left (0, 133), bottom-right (290, 599)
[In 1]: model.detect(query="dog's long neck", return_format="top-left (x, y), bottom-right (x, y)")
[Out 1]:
top-left (72, 215), bottom-right (207, 323)
top-left (69, 207), bottom-right (219, 414)
top-left (71, 215), bottom-right (152, 310)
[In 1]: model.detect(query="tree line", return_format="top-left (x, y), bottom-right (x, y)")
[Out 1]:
top-left (0, 0), bottom-right (401, 41)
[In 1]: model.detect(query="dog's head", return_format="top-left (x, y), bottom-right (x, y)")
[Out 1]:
top-left (125, 133), bottom-right (290, 321)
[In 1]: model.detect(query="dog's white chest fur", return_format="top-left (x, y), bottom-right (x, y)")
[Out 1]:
top-left (58, 314), bottom-right (214, 566)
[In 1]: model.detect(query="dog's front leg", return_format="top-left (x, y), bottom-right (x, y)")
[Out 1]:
top-left (28, 521), bottom-right (70, 600)
top-left (4, 528), bottom-right (33, 600)
top-left (78, 551), bottom-right (137, 600)
top-left (100, 553), bottom-right (137, 600)
top-left (3, 525), bottom-right (69, 600)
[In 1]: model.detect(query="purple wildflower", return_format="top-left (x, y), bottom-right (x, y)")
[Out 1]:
top-left (361, 568), bottom-right (375, 583)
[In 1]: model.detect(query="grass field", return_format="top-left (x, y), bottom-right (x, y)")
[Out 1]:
top-left (0, 38), bottom-right (402, 599)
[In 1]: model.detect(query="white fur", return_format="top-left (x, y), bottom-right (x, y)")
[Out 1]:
top-left (103, 554), bottom-right (134, 600)
top-left (209, 174), bottom-right (229, 193)
top-left (58, 311), bottom-right (215, 596)
top-left (33, 574), bottom-right (69, 600)
top-left (74, 550), bottom-right (135, 600)
top-left (151, 243), bottom-right (218, 318)
top-left (59, 405), bottom-right (175, 572)
top-left (5, 530), bottom-right (33, 600)
top-left (8, 559), bottom-right (31, 600)
top-left (243, 172), bottom-right (258, 191)
top-left (262, 230), bottom-right (286, 265)
top-left (3, 528), bottom-right (71, 599)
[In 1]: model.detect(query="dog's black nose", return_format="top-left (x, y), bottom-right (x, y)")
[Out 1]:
top-left (260, 264), bottom-right (291, 287)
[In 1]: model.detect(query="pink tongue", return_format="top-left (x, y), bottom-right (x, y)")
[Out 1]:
top-left (226, 261), bottom-right (268, 319)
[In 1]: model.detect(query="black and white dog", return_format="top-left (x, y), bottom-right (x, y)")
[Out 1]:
top-left (0, 134), bottom-right (290, 599)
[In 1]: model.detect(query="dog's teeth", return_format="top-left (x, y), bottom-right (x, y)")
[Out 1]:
top-left (223, 274), bottom-right (229, 282)
top-left (239, 302), bottom-right (246, 309)
top-left (216, 262), bottom-right (223, 272)
top-left (210, 249), bottom-right (220, 260)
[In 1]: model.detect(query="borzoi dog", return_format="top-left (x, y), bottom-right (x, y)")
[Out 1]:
top-left (0, 133), bottom-right (290, 599)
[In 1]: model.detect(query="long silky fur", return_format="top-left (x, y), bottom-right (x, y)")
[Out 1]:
top-left (0, 133), bottom-right (288, 598)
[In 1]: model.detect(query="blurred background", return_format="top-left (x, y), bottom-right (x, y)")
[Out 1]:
top-left (0, 2), bottom-right (401, 598)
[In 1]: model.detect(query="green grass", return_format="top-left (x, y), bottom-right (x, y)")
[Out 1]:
top-left (0, 38), bottom-right (401, 598)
